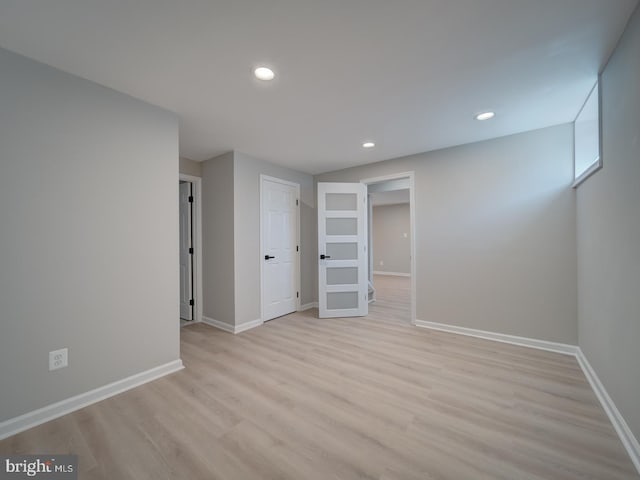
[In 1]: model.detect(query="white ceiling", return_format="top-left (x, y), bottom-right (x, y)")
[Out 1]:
top-left (0, 0), bottom-right (637, 174)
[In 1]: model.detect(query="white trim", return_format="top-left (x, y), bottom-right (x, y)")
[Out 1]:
top-left (373, 271), bottom-right (411, 277)
top-left (260, 175), bottom-right (301, 323)
top-left (299, 302), bottom-right (318, 311)
top-left (0, 360), bottom-right (184, 441)
top-left (572, 159), bottom-right (602, 188)
top-left (235, 318), bottom-right (263, 333)
top-left (576, 348), bottom-right (640, 473)
top-left (202, 316), bottom-right (235, 333)
top-left (202, 316), bottom-right (264, 334)
top-left (361, 172), bottom-right (416, 325)
top-left (572, 79), bottom-right (603, 189)
top-left (179, 174), bottom-right (203, 324)
top-left (414, 319), bottom-right (578, 356)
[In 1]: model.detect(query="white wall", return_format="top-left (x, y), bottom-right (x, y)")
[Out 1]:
top-left (577, 5), bottom-right (640, 441)
top-left (0, 48), bottom-right (180, 421)
top-left (372, 204), bottom-right (411, 274)
top-left (316, 124), bottom-right (577, 343)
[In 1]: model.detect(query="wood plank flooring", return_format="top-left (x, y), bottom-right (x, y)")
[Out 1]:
top-left (1, 276), bottom-right (637, 479)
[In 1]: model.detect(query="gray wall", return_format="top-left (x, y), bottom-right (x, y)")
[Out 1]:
top-left (179, 157), bottom-right (202, 177)
top-left (577, 5), bottom-right (640, 441)
top-left (202, 152), bottom-right (236, 326)
top-left (0, 48), bottom-right (180, 421)
top-left (317, 124), bottom-right (577, 343)
top-left (372, 204), bottom-right (411, 274)
top-left (234, 152), bottom-right (316, 324)
top-left (201, 151), bottom-right (315, 327)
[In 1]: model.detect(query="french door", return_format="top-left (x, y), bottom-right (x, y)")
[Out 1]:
top-left (317, 183), bottom-right (368, 318)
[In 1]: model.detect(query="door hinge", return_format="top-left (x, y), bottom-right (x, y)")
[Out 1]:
top-left (189, 299), bottom-right (194, 306)
top-left (296, 245), bottom-right (299, 252)
top-left (296, 199), bottom-right (299, 206)
top-left (297, 292), bottom-right (299, 298)
top-left (189, 247), bottom-right (194, 254)
top-left (188, 195), bottom-right (194, 203)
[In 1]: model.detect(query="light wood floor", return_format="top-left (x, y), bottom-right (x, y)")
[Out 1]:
top-left (2, 276), bottom-right (637, 479)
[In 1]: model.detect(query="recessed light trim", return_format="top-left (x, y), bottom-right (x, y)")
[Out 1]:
top-left (254, 66), bottom-right (275, 81)
top-left (362, 142), bottom-right (375, 148)
top-left (475, 111), bottom-right (495, 121)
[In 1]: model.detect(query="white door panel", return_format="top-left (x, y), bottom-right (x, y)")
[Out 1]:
top-left (262, 178), bottom-right (299, 321)
top-left (179, 182), bottom-right (193, 320)
top-left (318, 183), bottom-right (368, 318)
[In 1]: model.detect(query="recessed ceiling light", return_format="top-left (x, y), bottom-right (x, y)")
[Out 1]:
top-left (254, 66), bottom-right (275, 81)
top-left (362, 142), bottom-right (375, 148)
top-left (475, 111), bottom-right (495, 121)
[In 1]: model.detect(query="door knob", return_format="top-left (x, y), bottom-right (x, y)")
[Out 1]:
top-left (320, 254), bottom-right (331, 260)
top-left (265, 255), bottom-right (275, 260)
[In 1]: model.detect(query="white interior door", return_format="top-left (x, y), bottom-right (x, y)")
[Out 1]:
top-left (262, 178), bottom-right (299, 321)
top-left (318, 182), bottom-right (368, 318)
top-left (179, 182), bottom-right (193, 320)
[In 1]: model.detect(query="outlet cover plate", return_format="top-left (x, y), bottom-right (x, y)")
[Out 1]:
top-left (49, 348), bottom-right (68, 371)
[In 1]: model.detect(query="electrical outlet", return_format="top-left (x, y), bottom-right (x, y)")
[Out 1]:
top-left (49, 348), bottom-right (68, 371)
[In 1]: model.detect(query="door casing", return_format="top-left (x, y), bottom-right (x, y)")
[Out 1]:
top-left (179, 181), bottom-right (194, 320)
top-left (179, 173), bottom-right (203, 324)
top-left (361, 171), bottom-right (416, 325)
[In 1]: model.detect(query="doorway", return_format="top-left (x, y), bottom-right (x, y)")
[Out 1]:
top-left (179, 180), bottom-right (194, 321)
top-left (361, 172), bottom-right (416, 324)
top-left (179, 174), bottom-right (202, 325)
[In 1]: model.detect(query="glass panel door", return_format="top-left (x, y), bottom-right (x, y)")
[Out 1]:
top-left (317, 183), bottom-right (368, 318)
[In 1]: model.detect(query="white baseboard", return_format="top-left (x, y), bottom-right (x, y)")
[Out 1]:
top-left (414, 319), bottom-right (578, 355)
top-left (202, 316), bottom-right (234, 332)
top-left (202, 316), bottom-right (263, 334)
top-left (236, 318), bottom-right (263, 333)
top-left (373, 271), bottom-right (411, 277)
top-left (299, 302), bottom-right (318, 311)
top-left (576, 348), bottom-right (640, 473)
top-left (0, 359), bottom-right (184, 441)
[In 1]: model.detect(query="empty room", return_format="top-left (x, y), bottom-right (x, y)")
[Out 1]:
top-left (1, 1), bottom-right (639, 479)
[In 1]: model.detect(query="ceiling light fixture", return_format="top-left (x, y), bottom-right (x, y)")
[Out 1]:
top-left (362, 142), bottom-right (375, 148)
top-left (475, 111), bottom-right (495, 121)
top-left (254, 66), bottom-right (275, 81)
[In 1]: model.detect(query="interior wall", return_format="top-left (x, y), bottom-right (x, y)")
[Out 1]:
top-left (372, 204), bottom-right (411, 274)
top-left (0, 48), bottom-right (180, 421)
top-left (316, 124), bottom-right (577, 343)
top-left (179, 157), bottom-right (202, 177)
top-left (201, 152), bottom-right (236, 326)
top-left (577, 5), bottom-right (640, 441)
top-left (233, 152), bottom-right (316, 325)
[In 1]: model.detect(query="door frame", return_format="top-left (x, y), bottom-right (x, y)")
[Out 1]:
top-left (360, 171), bottom-right (416, 325)
top-left (179, 173), bottom-right (203, 324)
top-left (259, 175), bottom-right (301, 322)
